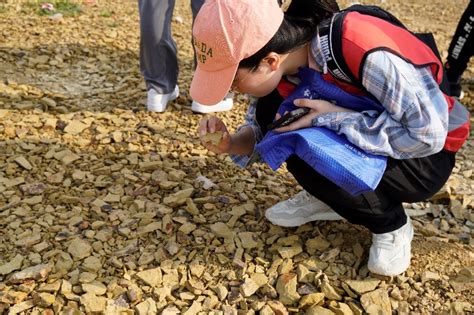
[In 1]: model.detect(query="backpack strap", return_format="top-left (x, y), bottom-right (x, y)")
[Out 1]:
top-left (318, 12), bottom-right (358, 86)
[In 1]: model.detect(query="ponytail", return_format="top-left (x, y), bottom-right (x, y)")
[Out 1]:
top-left (239, 0), bottom-right (340, 69)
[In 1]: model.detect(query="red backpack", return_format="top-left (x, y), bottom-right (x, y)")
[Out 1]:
top-left (317, 5), bottom-right (470, 152)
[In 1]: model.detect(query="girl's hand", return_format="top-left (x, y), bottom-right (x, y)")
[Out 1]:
top-left (198, 116), bottom-right (232, 154)
top-left (275, 98), bottom-right (355, 132)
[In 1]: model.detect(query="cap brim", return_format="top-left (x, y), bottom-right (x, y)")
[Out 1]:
top-left (190, 64), bottom-right (238, 106)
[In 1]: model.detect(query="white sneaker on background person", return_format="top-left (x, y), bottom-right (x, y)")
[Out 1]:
top-left (265, 191), bottom-right (343, 227)
top-left (147, 85), bottom-right (179, 112)
top-left (368, 216), bottom-right (414, 276)
top-left (191, 93), bottom-right (233, 113)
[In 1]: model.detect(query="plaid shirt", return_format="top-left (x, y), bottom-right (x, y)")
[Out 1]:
top-left (231, 34), bottom-right (449, 167)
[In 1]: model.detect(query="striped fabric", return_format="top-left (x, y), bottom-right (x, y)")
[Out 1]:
top-left (309, 33), bottom-right (449, 159)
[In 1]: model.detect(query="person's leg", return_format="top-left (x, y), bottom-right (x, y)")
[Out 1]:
top-left (139, 0), bottom-right (179, 111)
top-left (254, 89), bottom-right (456, 275)
top-left (285, 150), bottom-right (454, 276)
top-left (190, 0), bottom-right (205, 25)
top-left (285, 150), bottom-right (455, 234)
top-left (189, 0), bottom-right (233, 113)
top-left (445, 0), bottom-right (474, 97)
top-left (139, 0), bottom-right (177, 93)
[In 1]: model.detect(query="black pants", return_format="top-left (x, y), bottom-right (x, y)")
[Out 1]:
top-left (256, 90), bottom-right (456, 234)
top-left (446, 0), bottom-right (474, 82)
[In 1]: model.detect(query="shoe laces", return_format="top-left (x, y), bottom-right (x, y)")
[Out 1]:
top-left (372, 224), bottom-right (410, 249)
top-left (372, 232), bottom-right (397, 249)
top-left (287, 191), bottom-right (312, 206)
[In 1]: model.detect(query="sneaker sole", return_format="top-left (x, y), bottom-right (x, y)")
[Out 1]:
top-left (265, 211), bottom-right (343, 227)
top-left (191, 102), bottom-right (233, 114)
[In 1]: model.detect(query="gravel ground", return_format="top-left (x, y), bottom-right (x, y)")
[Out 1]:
top-left (0, 0), bottom-right (473, 314)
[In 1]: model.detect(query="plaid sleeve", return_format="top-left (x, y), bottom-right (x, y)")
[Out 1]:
top-left (312, 51), bottom-right (449, 159)
top-left (230, 98), bottom-right (263, 168)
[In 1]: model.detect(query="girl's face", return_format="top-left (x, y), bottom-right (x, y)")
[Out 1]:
top-left (231, 54), bottom-right (285, 97)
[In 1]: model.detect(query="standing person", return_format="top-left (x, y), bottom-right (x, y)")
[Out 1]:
top-left (192, 0), bottom-right (470, 276)
top-left (445, 0), bottom-right (473, 98)
top-left (138, 0), bottom-right (233, 113)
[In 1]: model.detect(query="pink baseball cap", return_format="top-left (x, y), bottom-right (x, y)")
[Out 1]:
top-left (190, 0), bottom-right (284, 105)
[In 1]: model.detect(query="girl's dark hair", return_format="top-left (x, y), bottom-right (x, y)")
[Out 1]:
top-left (239, 0), bottom-right (340, 69)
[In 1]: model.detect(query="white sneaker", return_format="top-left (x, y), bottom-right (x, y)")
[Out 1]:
top-left (147, 86), bottom-right (179, 112)
top-left (368, 216), bottom-right (414, 276)
top-left (191, 94), bottom-right (233, 113)
top-left (265, 191), bottom-right (343, 227)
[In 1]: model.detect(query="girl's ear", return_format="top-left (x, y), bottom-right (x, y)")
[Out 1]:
top-left (262, 52), bottom-right (282, 71)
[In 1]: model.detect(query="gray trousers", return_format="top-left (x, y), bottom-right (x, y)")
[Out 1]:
top-left (138, 0), bottom-right (204, 94)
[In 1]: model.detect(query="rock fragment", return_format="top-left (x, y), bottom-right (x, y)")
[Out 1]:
top-left (8, 264), bottom-right (52, 284)
top-left (360, 288), bottom-right (392, 315)
top-left (0, 254), bottom-right (24, 275)
top-left (67, 238), bottom-right (92, 260)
